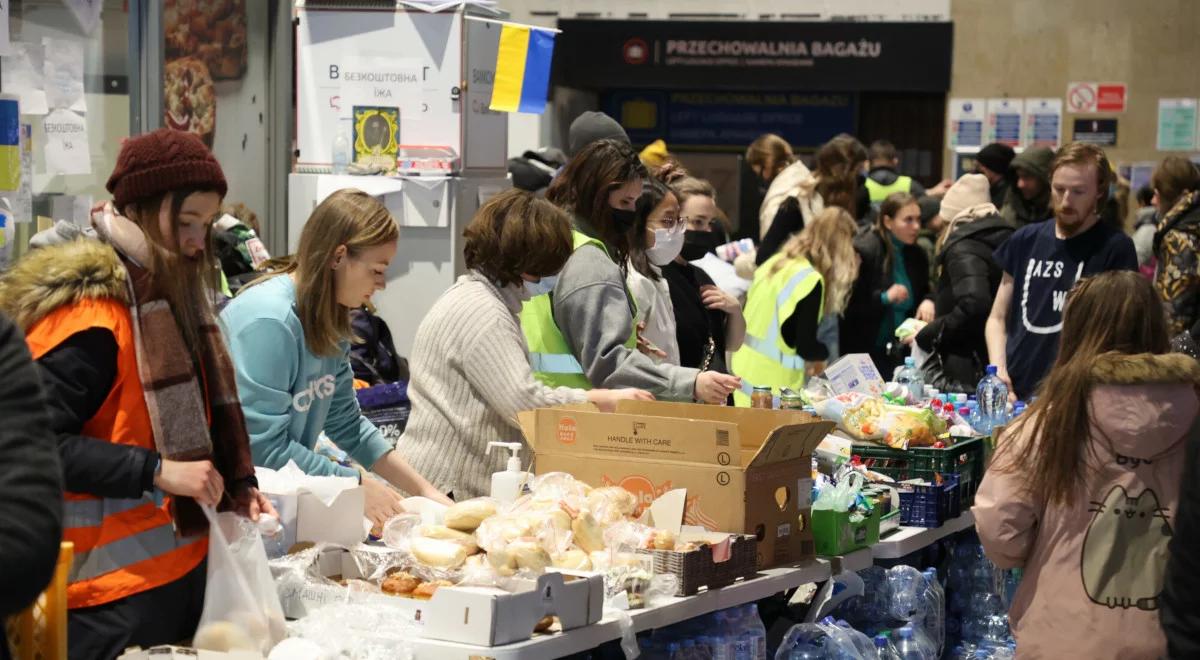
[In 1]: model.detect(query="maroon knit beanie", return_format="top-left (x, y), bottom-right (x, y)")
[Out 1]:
top-left (106, 128), bottom-right (228, 210)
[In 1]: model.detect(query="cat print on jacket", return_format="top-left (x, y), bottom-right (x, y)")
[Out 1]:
top-left (1081, 485), bottom-right (1172, 611)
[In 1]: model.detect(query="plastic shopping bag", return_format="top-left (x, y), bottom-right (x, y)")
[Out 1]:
top-left (193, 506), bottom-right (287, 655)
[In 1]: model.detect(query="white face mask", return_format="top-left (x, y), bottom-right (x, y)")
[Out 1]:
top-left (645, 227), bottom-right (684, 266)
top-left (522, 274), bottom-right (558, 298)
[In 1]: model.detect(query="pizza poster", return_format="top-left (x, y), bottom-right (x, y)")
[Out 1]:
top-left (162, 0), bottom-right (248, 146)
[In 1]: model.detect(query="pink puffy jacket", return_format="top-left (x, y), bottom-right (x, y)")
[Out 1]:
top-left (974, 352), bottom-right (1200, 660)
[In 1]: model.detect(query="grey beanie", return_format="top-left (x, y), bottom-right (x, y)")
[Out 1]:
top-left (567, 111), bottom-right (630, 157)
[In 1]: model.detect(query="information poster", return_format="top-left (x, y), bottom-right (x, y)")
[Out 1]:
top-left (986, 98), bottom-right (1023, 147)
top-left (1073, 118), bottom-right (1118, 146)
top-left (1157, 98), bottom-right (1198, 152)
top-left (1024, 98), bottom-right (1062, 149)
top-left (947, 98), bottom-right (986, 148)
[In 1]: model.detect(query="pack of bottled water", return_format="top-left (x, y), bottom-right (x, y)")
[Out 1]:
top-left (808, 565), bottom-right (944, 659)
top-left (637, 604), bottom-right (768, 660)
top-left (944, 539), bottom-right (1019, 659)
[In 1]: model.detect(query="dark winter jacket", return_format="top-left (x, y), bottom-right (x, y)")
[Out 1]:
top-left (840, 230), bottom-right (931, 358)
top-left (914, 213), bottom-right (1014, 388)
top-left (1162, 395), bottom-right (1200, 658)
top-left (0, 313), bottom-right (63, 629)
top-left (1154, 191), bottom-right (1200, 337)
top-left (1000, 147), bottom-right (1054, 228)
top-left (350, 308), bottom-right (409, 385)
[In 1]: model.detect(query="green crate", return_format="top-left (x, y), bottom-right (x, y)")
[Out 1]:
top-left (850, 437), bottom-right (986, 509)
top-left (812, 506), bottom-right (882, 556)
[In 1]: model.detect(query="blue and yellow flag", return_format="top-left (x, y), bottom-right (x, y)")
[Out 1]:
top-left (489, 24), bottom-right (555, 114)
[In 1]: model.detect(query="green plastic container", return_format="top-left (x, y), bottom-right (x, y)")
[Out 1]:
top-left (851, 437), bottom-right (987, 509)
top-left (812, 505), bottom-right (882, 556)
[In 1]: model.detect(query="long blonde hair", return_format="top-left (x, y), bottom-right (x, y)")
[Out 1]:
top-left (247, 189), bottom-right (398, 356)
top-left (770, 207), bottom-right (859, 315)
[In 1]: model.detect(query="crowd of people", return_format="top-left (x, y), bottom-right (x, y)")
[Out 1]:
top-left (1, 113), bottom-right (1199, 659)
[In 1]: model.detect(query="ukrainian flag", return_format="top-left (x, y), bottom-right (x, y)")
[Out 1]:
top-left (489, 24), bottom-right (556, 114)
top-left (0, 97), bottom-right (19, 192)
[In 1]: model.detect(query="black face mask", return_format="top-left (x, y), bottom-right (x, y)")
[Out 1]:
top-left (681, 230), bottom-right (723, 261)
top-left (610, 207), bottom-right (638, 233)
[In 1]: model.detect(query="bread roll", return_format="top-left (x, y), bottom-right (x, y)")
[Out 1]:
top-left (551, 548), bottom-right (592, 570)
top-left (572, 512), bottom-right (606, 553)
top-left (650, 529), bottom-right (677, 551)
top-left (445, 499), bottom-right (498, 532)
top-left (381, 571), bottom-right (421, 595)
top-left (587, 487), bottom-right (638, 523)
top-left (509, 540), bottom-right (551, 572)
top-left (412, 579), bottom-right (454, 600)
top-left (418, 525), bottom-right (480, 554)
top-left (412, 536), bottom-right (468, 569)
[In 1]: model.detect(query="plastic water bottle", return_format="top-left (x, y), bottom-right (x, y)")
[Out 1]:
top-left (331, 119), bottom-right (352, 174)
top-left (966, 401), bottom-right (981, 433)
top-left (709, 634), bottom-right (733, 660)
top-left (896, 357), bottom-right (923, 402)
top-left (732, 635), bottom-right (754, 660)
top-left (976, 365), bottom-right (1009, 434)
top-left (874, 635), bottom-right (892, 660)
top-left (925, 387), bottom-right (940, 407)
top-left (893, 626), bottom-right (927, 660)
top-left (922, 568), bottom-right (945, 659)
top-left (743, 605), bottom-right (767, 660)
top-left (787, 642), bottom-right (825, 660)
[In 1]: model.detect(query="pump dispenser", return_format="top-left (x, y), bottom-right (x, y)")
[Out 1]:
top-left (486, 442), bottom-right (527, 504)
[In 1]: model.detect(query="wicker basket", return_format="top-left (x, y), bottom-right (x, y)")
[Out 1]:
top-left (6, 542), bottom-right (73, 660)
top-left (638, 535), bottom-right (758, 596)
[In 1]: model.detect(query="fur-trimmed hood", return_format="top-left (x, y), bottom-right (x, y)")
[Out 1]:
top-left (1089, 352), bottom-right (1200, 460)
top-left (0, 239), bottom-right (128, 332)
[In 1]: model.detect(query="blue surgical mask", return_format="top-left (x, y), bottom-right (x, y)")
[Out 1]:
top-left (523, 274), bottom-right (558, 298)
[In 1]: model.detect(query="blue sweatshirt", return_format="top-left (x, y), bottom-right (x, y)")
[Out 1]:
top-left (220, 275), bottom-right (391, 479)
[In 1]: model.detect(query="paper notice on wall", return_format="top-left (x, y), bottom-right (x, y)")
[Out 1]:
top-left (1024, 98), bottom-right (1062, 149)
top-left (43, 38), bottom-right (86, 113)
top-left (338, 56), bottom-right (425, 121)
top-left (986, 98), bottom-right (1024, 147)
top-left (0, 0), bottom-right (11, 57)
top-left (0, 204), bottom-right (12, 269)
top-left (1157, 98), bottom-right (1198, 152)
top-left (65, 0), bottom-right (104, 35)
top-left (43, 109), bottom-right (91, 175)
top-left (1, 42), bottom-right (49, 115)
top-left (15, 123), bottom-right (32, 222)
top-left (947, 98), bottom-right (986, 148)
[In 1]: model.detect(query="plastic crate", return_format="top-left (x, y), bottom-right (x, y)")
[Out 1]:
top-left (898, 474), bottom-right (961, 528)
top-left (6, 542), bottom-right (72, 660)
top-left (852, 436), bottom-right (985, 509)
top-left (637, 535), bottom-right (758, 596)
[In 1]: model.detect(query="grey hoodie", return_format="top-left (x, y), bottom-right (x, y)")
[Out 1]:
top-left (552, 218), bottom-right (698, 401)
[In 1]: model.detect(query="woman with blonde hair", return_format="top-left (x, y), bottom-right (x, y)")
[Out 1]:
top-left (731, 206), bottom-right (859, 405)
top-left (975, 270), bottom-right (1197, 659)
top-left (222, 189), bottom-right (450, 531)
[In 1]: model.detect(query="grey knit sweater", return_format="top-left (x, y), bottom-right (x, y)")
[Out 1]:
top-left (397, 271), bottom-right (588, 498)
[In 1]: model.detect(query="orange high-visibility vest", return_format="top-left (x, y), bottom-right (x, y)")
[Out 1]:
top-left (25, 297), bottom-right (207, 609)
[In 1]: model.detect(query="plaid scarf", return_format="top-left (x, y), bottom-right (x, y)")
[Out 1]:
top-left (99, 214), bottom-right (256, 536)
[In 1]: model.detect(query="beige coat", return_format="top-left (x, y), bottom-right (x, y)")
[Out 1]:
top-left (974, 352), bottom-right (1200, 660)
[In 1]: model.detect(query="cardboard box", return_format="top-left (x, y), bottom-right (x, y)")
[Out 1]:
top-left (522, 401), bottom-right (833, 570)
top-left (274, 547), bottom-right (604, 647)
top-left (811, 506), bottom-right (882, 556)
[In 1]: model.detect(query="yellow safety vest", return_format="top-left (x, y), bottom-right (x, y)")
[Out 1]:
top-left (865, 175), bottom-right (914, 203)
top-left (731, 254), bottom-right (824, 407)
top-left (520, 230), bottom-right (638, 389)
